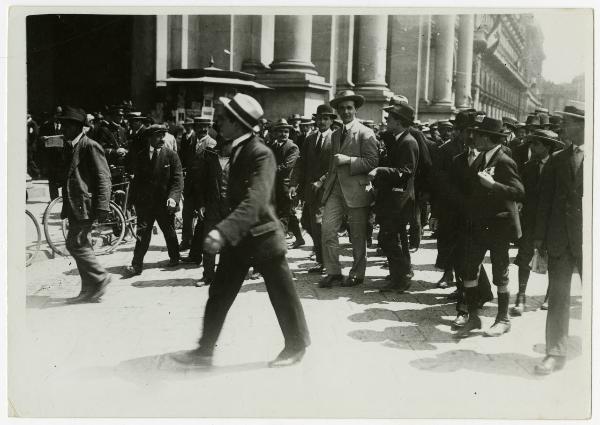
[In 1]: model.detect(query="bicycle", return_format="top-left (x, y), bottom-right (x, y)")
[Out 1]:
top-left (26, 209), bottom-right (42, 266)
top-left (43, 194), bottom-right (127, 258)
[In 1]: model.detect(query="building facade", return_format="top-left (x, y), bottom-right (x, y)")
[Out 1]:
top-left (28, 13), bottom-right (545, 124)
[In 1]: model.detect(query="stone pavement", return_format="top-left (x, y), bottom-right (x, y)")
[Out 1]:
top-left (12, 198), bottom-right (590, 418)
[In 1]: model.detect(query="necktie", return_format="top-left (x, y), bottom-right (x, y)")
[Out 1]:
top-left (151, 148), bottom-right (158, 167)
top-left (316, 133), bottom-right (323, 153)
top-left (468, 148), bottom-right (477, 166)
top-left (340, 128), bottom-right (348, 149)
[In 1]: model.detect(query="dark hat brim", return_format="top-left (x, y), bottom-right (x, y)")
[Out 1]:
top-left (472, 128), bottom-right (509, 138)
top-left (330, 94), bottom-right (365, 109)
top-left (526, 135), bottom-right (564, 148)
top-left (272, 124), bottom-right (294, 130)
top-left (556, 111), bottom-right (585, 120)
top-left (312, 113), bottom-right (337, 119)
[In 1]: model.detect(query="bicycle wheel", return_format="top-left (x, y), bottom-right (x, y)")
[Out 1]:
top-left (25, 209), bottom-right (41, 266)
top-left (43, 196), bottom-right (69, 256)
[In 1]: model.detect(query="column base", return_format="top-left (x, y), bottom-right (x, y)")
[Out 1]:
top-left (417, 101), bottom-right (457, 122)
top-left (354, 87), bottom-right (394, 125)
top-left (269, 60), bottom-right (318, 75)
top-left (254, 72), bottom-right (332, 119)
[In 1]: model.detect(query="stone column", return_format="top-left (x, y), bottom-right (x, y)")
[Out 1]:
top-left (432, 14), bottom-right (455, 106)
top-left (233, 15), bottom-right (266, 73)
top-left (130, 16), bottom-right (156, 113)
top-left (270, 15), bottom-right (317, 74)
top-left (356, 15), bottom-right (389, 90)
top-left (156, 15), bottom-right (168, 83)
top-left (334, 15), bottom-right (355, 93)
top-left (354, 15), bottom-right (393, 124)
top-left (455, 14), bottom-right (474, 109)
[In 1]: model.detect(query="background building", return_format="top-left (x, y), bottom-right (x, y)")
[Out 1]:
top-left (539, 74), bottom-right (585, 114)
top-left (27, 13), bottom-right (546, 124)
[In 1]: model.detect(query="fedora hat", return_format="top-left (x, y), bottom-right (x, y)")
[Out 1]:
top-left (526, 129), bottom-right (563, 149)
top-left (556, 105), bottom-right (584, 120)
top-left (193, 116), bottom-right (212, 125)
top-left (219, 93), bottom-right (264, 132)
top-left (183, 117), bottom-right (194, 125)
top-left (272, 118), bottom-right (294, 130)
top-left (57, 106), bottom-right (87, 124)
top-left (502, 116), bottom-right (518, 130)
top-left (454, 108), bottom-right (478, 129)
top-left (312, 104), bottom-right (337, 119)
top-left (525, 114), bottom-right (541, 128)
top-left (288, 113), bottom-right (302, 123)
top-left (387, 103), bottom-right (415, 123)
top-left (438, 120), bottom-right (453, 129)
top-left (472, 117), bottom-right (509, 138)
top-left (330, 89), bottom-right (365, 109)
top-left (142, 124), bottom-right (168, 138)
top-left (383, 94), bottom-right (409, 111)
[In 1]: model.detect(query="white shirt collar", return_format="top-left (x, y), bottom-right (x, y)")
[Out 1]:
top-left (231, 132), bottom-right (253, 150)
top-left (344, 118), bottom-right (358, 131)
top-left (318, 128), bottom-right (331, 138)
top-left (539, 155), bottom-right (549, 164)
top-left (573, 144), bottom-right (584, 152)
top-left (485, 144), bottom-right (502, 164)
top-left (69, 132), bottom-right (85, 147)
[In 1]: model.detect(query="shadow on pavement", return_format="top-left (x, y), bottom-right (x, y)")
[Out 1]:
top-left (132, 279), bottom-right (198, 288)
top-left (114, 351), bottom-right (268, 385)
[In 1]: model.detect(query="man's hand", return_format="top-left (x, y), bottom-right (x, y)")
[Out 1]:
top-left (166, 198), bottom-right (177, 212)
top-left (367, 168), bottom-right (379, 181)
top-left (116, 147), bottom-right (127, 157)
top-left (334, 154), bottom-right (351, 166)
top-left (289, 186), bottom-right (297, 199)
top-left (312, 180), bottom-right (323, 191)
top-left (96, 209), bottom-right (109, 222)
top-left (204, 229), bottom-right (224, 255)
top-left (477, 171), bottom-right (496, 189)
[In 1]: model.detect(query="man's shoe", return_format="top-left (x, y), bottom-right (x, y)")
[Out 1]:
top-left (455, 315), bottom-right (482, 338)
top-left (437, 280), bottom-right (449, 289)
top-left (166, 258), bottom-right (180, 267)
top-left (437, 271), bottom-right (454, 288)
top-left (534, 355), bottom-right (566, 375)
top-left (484, 319), bottom-right (511, 337)
top-left (540, 299), bottom-right (549, 310)
top-left (171, 348), bottom-right (213, 367)
top-left (123, 265), bottom-right (142, 278)
top-left (510, 295), bottom-right (526, 317)
top-left (308, 264), bottom-right (325, 274)
top-left (86, 276), bottom-right (111, 303)
top-left (179, 241), bottom-right (191, 251)
top-left (268, 347), bottom-right (306, 368)
top-left (66, 288), bottom-right (92, 304)
top-left (452, 313), bottom-right (469, 328)
top-left (318, 274), bottom-right (342, 288)
top-left (341, 275), bottom-right (363, 287)
top-left (406, 269), bottom-right (415, 280)
top-left (246, 270), bottom-right (261, 280)
top-left (181, 256), bottom-right (202, 265)
top-left (380, 280), bottom-right (411, 293)
top-left (290, 239), bottom-right (306, 249)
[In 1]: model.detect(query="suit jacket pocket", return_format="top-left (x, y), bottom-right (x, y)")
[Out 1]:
top-left (239, 221), bottom-right (287, 263)
top-left (249, 221), bottom-right (280, 236)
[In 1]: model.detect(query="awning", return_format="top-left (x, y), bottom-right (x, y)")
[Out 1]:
top-left (159, 76), bottom-right (271, 90)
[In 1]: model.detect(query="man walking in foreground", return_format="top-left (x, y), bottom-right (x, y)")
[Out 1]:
top-left (59, 106), bottom-right (112, 303)
top-left (174, 93), bottom-right (310, 368)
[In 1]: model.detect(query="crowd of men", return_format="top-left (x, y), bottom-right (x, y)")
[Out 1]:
top-left (27, 90), bottom-right (585, 374)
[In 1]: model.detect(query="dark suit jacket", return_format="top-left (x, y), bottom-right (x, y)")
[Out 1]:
top-left (408, 127), bottom-right (433, 195)
top-left (373, 130), bottom-right (419, 218)
top-left (519, 158), bottom-right (546, 237)
top-left (271, 139), bottom-right (300, 208)
top-left (534, 145), bottom-right (583, 258)
top-left (291, 130), bottom-right (332, 205)
top-left (430, 137), bottom-right (464, 218)
top-left (197, 147), bottom-right (229, 220)
top-left (61, 135), bottom-right (111, 221)
top-left (512, 142), bottom-right (530, 172)
top-left (131, 146), bottom-right (183, 209)
top-left (466, 147), bottom-right (525, 241)
top-left (179, 131), bottom-right (197, 169)
top-left (215, 135), bottom-right (286, 263)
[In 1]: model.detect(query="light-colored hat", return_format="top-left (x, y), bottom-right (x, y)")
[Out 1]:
top-left (330, 89), bottom-right (365, 109)
top-left (272, 118), bottom-right (294, 130)
top-left (219, 93), bottom-right (264, 132)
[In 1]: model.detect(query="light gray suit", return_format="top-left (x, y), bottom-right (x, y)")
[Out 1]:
top-left (320, 119), bottom-right (379, 278)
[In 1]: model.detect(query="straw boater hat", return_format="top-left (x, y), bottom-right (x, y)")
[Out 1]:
top-left (502, 116), bottom-right (519, 131)
top-left (193, 116), bottom-right (212, 125)
top-left (472, 117), bottom-right (509, 138)
top-left (271, 118), bottom-right (294, 131)
top-left (330, 89), bottom-right (365, 109)
top-left (312, 104), bottom-right (337, 119)
top-left (438, 120), bottom-right (453, 129)
top-left (218, 93), bottom-right (264, 132)
top-left (556, 105), bottom-right (585, 121)
top-left (526, 129), bottom-right (563, 150)
top-left (300, 116), bottom-right (315, 126)
top-left (288, 113), bottom-right (302, 123)
top-left (387, 103), bottom-right (415, 123)
top-left (383, 94), bottom-right (409, 112)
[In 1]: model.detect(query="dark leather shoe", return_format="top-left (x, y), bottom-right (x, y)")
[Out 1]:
top-left (308, 264), bottom-right (325, 274)
top-left (447, 290), bottom-right (460, 301)
top-left (455, 315), bottom-right (482, 338)
top-left (342, 275), bottom-right (363, 287)
top-left (123, 265), bottom-right (142, 278)
top-left (452, 313), bottom-right (469, 328)
top-left (484, 319), bottom-right (511, 337)
top-left (290, 239), bottom-right (306, 249)
top-left (171, 348), bottom-right (213, 367)
top-left (406, 269), bottom-right (415, 280)
top-left (268, 347), bottom-right (306, 368)
top-left (66, 288), bottom-right (92, 304)
top-left (437, 271), bottom-right (454, 288)
top-left (534, 355), bottom-right (566, 375)
top-left (166, 258), bottom-right (180, 267)
top-left (478, 293), bottom-right (494, 309)
top-left (179, 241), bottom-right (191, 251)
top-left (318, 274), bottom-right (342, 288)
top-left (181, 256), bottom-right (202, 265)
top-left (380, 280), bottom-right (411, 293)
